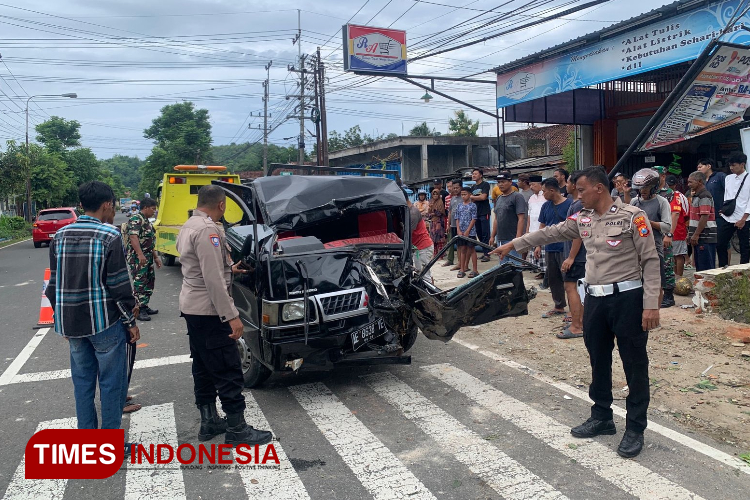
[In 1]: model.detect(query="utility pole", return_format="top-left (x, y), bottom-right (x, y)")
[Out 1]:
top-left (297, 9), bottom-right (305, 166)
top-left (313, 50), bottom-right (321, 166)
top-left (318, 49), bottom-right (329, 166)
top-left (263, 60), bottom-right (272, 175)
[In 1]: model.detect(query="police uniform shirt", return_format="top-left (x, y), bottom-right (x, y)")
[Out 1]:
top-left (176, 208), bottom-right (239, 322)
top-left (512, 198), bottom-right (661, 309)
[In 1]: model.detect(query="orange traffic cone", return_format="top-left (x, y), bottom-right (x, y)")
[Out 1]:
top-left (34, 268), bottom-right (54, 329)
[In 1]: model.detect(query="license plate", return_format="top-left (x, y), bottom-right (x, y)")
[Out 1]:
top-left (351, 318), bottom-right (387, 351)
top-left (48, 233), bottom-right (55, 238)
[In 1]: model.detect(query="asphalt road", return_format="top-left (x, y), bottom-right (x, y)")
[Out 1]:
top-left (0, 213), bottom-right (748, 499)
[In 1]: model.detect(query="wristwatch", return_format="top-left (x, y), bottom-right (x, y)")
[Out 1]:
top-left (665, 232), bottom-right (673, 238)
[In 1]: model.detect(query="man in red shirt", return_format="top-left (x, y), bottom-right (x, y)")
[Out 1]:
top-left (666, 175), bottom-right (689, 277)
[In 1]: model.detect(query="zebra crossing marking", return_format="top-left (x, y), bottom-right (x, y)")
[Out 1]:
top-left (453, 337), bottom-right (750, 475)
top-left (424, 363), bottom-right (705, 500)
top-left (1, 417), bottom-right (76, 500)
top-left (362, 372), bottom-right (569, 500)
top-left (289, 382), bottom-right (436, 500)
top-left (125, 402), bottom-right (186, 500)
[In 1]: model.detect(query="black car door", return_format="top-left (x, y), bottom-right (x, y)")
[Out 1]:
top-left (408, 239), bottom-right (535, 342)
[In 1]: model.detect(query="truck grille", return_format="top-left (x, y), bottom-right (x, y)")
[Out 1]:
top-left (318, 291), bottom-right (363, 318)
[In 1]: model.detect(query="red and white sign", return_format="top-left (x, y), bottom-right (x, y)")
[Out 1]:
top-left (344, 24), bottom-right (407, 75)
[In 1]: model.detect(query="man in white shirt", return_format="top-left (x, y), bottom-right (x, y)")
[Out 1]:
top-left (526, 174), bottom-right (546, 274)
top-left (718, 153), bottom-right (750, 266)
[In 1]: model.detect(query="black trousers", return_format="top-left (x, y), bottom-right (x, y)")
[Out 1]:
top-left (717, 218), bottom-right (750, 266)
top-left (546, 251), bottom-right (566, 310)
top-left (182, 313), bottom-right (246, 414)
top-left (475, 215), bottom-right (491, 256)
top-left (583, 288), bottom-right (649, 433)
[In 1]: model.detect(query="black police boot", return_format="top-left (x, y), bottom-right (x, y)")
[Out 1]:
top-left (144, 306), bottom-right (159, 315)
top-left (570, 417), bottom-right (617, 438)
top-left (617, 429), bottom-right (644, 458)
top-left (198, 403), bottom-right (228, 441)
top-left (660, 290), bottom-right (675, 308)
top-left (137, 310), bottom-right (151, 321)
top-left (224, 412), bottom-right (273, 446)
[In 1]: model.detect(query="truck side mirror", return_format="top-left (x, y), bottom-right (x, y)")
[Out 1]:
top-left (241, 234), bottom-right (254, 256)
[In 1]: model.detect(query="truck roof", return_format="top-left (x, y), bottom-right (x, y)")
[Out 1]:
top-left (253, 175), bottom-right (407, 229)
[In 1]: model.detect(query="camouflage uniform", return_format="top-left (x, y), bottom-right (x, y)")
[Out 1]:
top-left (126, 213), bottom-right (156, 307)
top-left (660, 188), bottom-right (676, 291)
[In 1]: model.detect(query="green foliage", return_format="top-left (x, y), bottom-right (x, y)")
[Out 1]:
top-left (100, 155), bottom-right (143, 194)
top-left (0, 215), bottom-right (31, 240)
top-left (327, 126), bottom-right (398, 152)
top-left (409, 122), bottom-right (441, 136)
top-left (0, 141), bottom-right (27, 201)
top-left (27, 144), bottom-right (75, 208)
top-left (448, 110), bottom-right (479, 137)
top-left (140, 102), bottom-right (213, 194)
top-left (35, 116), bottom-right (82, 153)
top-left (561, 132), bottom-right (577, 172)
top-left (212, 142), bottom-right (300, 171)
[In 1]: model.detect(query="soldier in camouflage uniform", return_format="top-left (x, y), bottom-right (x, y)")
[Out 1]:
top-left (125, 197), bottom-right (162, 321)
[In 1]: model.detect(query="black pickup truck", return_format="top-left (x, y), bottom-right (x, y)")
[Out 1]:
top-left (214, 168), bottom-right (534, 387)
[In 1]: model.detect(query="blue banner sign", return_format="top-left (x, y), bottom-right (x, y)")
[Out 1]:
top-left (496, 0), bottom-right (750, 108)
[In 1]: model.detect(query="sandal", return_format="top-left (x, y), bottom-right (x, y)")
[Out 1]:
top-left (450, 265), bottom-right (460, 271)
top-left (542, 310), bottom-right (566, 318)
top-left (457, 272), bottom-right (466, 278)
top-left (562, 316), bottom-right (573, 323)
top-left (557, 328), bottom-right (583, 339)
top-left (442, 261), bottom-right (454, 267)
top-left (467, 271), bottom-right (478, 278)
top-left (123, 402), bottom-right (142, 413)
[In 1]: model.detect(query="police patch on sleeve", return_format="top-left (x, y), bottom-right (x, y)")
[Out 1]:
top-left (633, 216), bottom-right (650, 237)
top-left (567, 213), bottom-right (578, 220)
top-left (209, 234), bottom-right (221, 247)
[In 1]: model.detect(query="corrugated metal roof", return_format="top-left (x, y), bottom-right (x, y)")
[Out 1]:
top-left (492, 0), bottom-right (708, 75)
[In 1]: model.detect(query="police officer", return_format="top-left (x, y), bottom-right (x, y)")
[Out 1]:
top-left (492, 166), bottom-right (660, 458)
top-left (176, 185), bottom-right (272, 446)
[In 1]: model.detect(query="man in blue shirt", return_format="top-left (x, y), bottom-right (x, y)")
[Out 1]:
top-left (536, 178), bottom-right (572, 318)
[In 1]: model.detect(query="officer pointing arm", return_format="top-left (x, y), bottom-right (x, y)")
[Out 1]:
top-left (492, 166), bottom-right (659, 459)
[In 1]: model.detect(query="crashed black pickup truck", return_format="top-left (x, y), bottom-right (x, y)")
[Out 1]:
top-left (214, 167), bottom-right (534, 387)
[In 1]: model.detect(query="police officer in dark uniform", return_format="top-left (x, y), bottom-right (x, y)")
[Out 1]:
top-left (176, 185), bottom-right (272, 446)
top-left (492, 166), bottom-right (660, 458)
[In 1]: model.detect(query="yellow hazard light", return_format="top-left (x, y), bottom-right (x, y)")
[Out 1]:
top-left (169, 177), bottom-right (187, 184)
top-left (173, 165), bottom-right (227, 172)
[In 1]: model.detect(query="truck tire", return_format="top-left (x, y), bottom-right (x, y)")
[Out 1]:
top-left (401, 319), bottom-right (420, 353)
top-left (237, 337), bottom-right (272, 388)
top-left (162, 253), bottom-right (176, 266)
top-left (34, 241), bottom-right (42, 249)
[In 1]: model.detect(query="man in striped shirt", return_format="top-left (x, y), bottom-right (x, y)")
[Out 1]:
top-left (687, 172), bottom-right (717, 271)
top-left (46, 181), bottom-right (140, 441)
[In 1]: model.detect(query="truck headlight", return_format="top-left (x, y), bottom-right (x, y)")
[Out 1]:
top-left (281, 301), bottom-right (306, 322)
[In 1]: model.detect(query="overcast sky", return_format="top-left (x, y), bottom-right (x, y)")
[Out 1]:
top-left (0, 0), bottom-right (676, 159)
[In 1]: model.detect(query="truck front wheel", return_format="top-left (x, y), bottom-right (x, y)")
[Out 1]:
top-left (237, 337), bottom-right (272, 388)
top-left (162, 253), bottom-right (176, 266)
top-left (401, 318), bottom-right (420, 353)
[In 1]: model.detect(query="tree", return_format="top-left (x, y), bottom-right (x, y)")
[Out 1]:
top-left (25, 144), bottom-right (75, 208)
top-left (35, 116), bottom-right (82, 153)
top-left (140, 102), bottom-right (213, 194)
top-left (100, 155), bottom-right (144, 192)
top-left (561, 132), bottom-right (577, 172)
top-left (448, 110), bottom-right (479, 137)
top-left (409, 122), bottom-right (441, 136)
top-left (0, 141), bottom-right (27, 204)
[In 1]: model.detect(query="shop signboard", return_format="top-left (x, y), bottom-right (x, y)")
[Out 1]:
top-left (641, 43), bottom-right (750, 150)
top-left (496, 0), bottom-right (750, 108)
top-left (343, 24), bottom-right (407, 75)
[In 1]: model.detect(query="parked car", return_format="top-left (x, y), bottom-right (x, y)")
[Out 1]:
top-left (213, 168), bottom-right (535, 387)
top-left (32, 208), bottom-right (78, 248)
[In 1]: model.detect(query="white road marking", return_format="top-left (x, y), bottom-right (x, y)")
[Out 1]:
top-left (424, 363), bottom-right (705, 500)
top-left (220, 392), bottom-right (311, 500)
top-left (362, 372), bottom-right (568, 500)
top-left (289, 382), bottom-right (436, 500)
top-left (14, 282), bottom-right (30, 287)
top-left (1, 417), bottom-right (77, 500)
top-left (0, 329), bottom-right (49, 386)
top-left (125, 403), bottom-right (186, 500)
top-left (453, 337), bottom-right (750, 476)
top-left (0, 238), bottom-right (31, 250)
top-left (6, 354), bottom-right (191, 385)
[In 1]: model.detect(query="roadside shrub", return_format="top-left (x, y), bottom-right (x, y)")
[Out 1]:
top-left (0, 216), bottom-right (32, 240)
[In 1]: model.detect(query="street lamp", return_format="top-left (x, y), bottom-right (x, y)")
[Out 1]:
top-left (24, 93), bottom-right (77, 221)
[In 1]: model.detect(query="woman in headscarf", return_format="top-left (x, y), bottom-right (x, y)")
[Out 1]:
top-left (415, 190), bottom-right (430, 220)
top-left (428, 188), bottom-right (446, 255)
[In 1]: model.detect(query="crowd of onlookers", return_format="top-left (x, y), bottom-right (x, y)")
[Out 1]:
top-left (410, 153), bottom-right (750, 338)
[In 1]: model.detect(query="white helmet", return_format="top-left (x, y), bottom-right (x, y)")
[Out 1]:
top-left (632, 168), bottom-right (660, 196)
